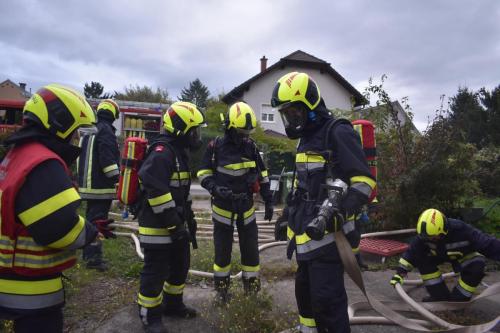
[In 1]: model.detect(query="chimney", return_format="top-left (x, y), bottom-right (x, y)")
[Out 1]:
top-left (260, 56), bottom-right (268, 73)
top-left (19, 82), bottom-right (26, 91)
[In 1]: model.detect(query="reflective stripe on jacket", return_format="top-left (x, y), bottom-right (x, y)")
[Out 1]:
top-left (287, 118), bottom-right (375, 261)
top-left (0, 142), bottom-right (79, 277)
top-left (77, 119), bottom-right (119, 199)
top-left (137, 136), bottom-right (191, 248)
top-left (0, 277), bottom-right (64, 310)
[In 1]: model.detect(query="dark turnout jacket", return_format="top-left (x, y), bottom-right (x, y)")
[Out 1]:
top-left (77, 117), bottom-right (120, 200)
top-left (397, 219), bottom-right (500, 274)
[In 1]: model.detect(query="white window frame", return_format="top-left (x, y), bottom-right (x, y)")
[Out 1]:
top-left (261, 104), bottom-right (276, 123)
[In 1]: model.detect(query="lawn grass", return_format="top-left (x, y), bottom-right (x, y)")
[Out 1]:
top-left (473, 197), bottom-right (500, 237)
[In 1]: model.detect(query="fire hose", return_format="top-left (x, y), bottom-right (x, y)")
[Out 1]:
top-left (111, 212), bottom-right (499, 332)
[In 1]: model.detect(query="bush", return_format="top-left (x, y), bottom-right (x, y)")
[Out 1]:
top-left (474, 145), bottom-right (500, 197)
top-left (362, 77), bottom-right (483, 229)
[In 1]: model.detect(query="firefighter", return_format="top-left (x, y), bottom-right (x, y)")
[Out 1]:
top-left (391, 208), bottom-right (500, 302)
top-left (271, 72), bottom-right (375, 333)
top-left (0, 84), bottom-right (115, 333)
top-left (197, 102), bottom-right (274, 303)
top-left (137, 101), bottom-right (205, 333)
top-left (77, 99), bottom-right (120, 271)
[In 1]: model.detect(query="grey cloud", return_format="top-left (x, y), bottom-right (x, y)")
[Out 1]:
top-left (1, 0), bottom-right (499, 130)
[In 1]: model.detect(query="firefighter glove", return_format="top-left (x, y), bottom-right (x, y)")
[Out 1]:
top-left (341, 187), bottom-right (368, 217)
top-left (94, 218), bottom-right (116, 239)
top-left (390, 273), bottom-right (404, 287)
top-left (264, 202), bottom-right (274, 221)
top-left (213, 186), bottom-right (233, 200)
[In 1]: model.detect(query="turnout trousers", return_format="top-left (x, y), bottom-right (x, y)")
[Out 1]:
top-left (0, 305), bottom-right (63, 333)
top-left (295, 250), bottom-right (350, 333)
top-left (82, 199), bottom-right (112, 263)
top-left (416, 253), bottom-right (486, 301)
top-left (138, 237), bottom-right (190, 323)
top-left (212, 218), bottom-right (260, 292)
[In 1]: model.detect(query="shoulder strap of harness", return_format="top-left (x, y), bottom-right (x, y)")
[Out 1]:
top-left (245, 137), bottom-right (262, 173)
top-left (323, 118), bottom-right (352, 179)
top-left (210, 136), bottom-right (220, 171)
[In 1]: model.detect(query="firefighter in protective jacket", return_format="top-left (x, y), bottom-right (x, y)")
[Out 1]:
top-left (271, 72), bottom-right (375, 333)
top-left (197, 102), bottom-right (274, 303)
top-left (137, 102), bottom-right (205, 333)
top-left (391, 208), bottom-right (500, 302)
top-left (77, 99), bottom-right (120, 271)
top-left (0, 85), bottom-right (115, 333)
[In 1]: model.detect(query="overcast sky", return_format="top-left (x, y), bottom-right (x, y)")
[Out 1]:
top-left (1, 0), bottom-right (499, 130)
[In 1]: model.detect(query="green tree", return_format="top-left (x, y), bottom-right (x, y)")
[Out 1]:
top-left (114, 85), bottom-right (170, 103)
top-left (178, 78), bottom-right (210, 109)
top-left (204, 99), bottom-right (227, 136)
top-left (448, 87), bottom-right (488, 148)
top-left (479, 85), bottom-right (500, 146)
top-left (84, 81), bottom-right (104, 98)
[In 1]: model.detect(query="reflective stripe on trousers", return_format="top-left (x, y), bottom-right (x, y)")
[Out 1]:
top-left (212, 205), bottom-right (255, 226)
top-left (137, 292), bottom-right (162, 308)
top-left (213, 263), bottom-right (231, 277)
top-left (421, 271), bottom-right (443, 286)
top-left (299, 315), bottom-right (317, 333)
top-left (241, 264), bottom-right (260, 278)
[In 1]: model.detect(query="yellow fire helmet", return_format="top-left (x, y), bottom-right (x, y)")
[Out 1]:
top-left (97, 99), bottom-right (120, 119)
top-left (23, 84), bottom-right (96, 140)
top-left (224, 102), bottom-right (257, 133)
top-left (417, 208), bottom-right (448, 238)
top-left (271, 72), bottom-right (321, 110)
top-left (163, 101), bottom-right (206, 136)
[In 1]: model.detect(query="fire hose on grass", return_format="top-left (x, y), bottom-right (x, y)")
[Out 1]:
top-left (111, 212), bottom-right (499, 332)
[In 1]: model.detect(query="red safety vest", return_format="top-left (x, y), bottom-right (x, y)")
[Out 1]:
top-left (0, 142), bottom-right (77, 277)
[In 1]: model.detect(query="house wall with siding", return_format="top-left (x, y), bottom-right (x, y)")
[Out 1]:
top-left (237, 66), bottom-right (355, 134)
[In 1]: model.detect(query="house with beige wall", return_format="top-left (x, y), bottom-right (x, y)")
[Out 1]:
top-left (222, 50), bottom-right (365, 136)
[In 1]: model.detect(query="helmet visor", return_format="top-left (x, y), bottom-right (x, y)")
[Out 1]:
top-left (235, 127), bottom-right (254, 136)
top-left (78, 126), bottom-right (98, 136)
top-left (186, 125), bottom-right (203, 150)
top-left (418, 233), bottom-right (443, 242)
top-left (278, 103), bottom-right (308, 133)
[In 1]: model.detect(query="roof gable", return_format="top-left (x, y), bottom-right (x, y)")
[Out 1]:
top-left (222, 50), bottom-right (365, 106)
top-left (283, 50), bottom-right (328, 64)
top-left (0, 79), bottom-right (31, 100)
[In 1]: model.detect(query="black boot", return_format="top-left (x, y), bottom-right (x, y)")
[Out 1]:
top-left (163, 294), bottom-right (197, 319)
top-left (422, 295), bottom-right (450, 302)
top-left (139, 306), bottom-right (168, 333)
top-left (355, 253), bottom-right (368, 270)
top-left (242, 277), bottom-right (261, 295)
top-left (449, 286), bottom-right (472, 302)
top-left (85, 259), bottom-right (108, 272)
top-left (214, 276), bottom-right (231, 305)
top-left (83, 241), bottom-right (107, 272)
top-left (422, 281), bottom-right (450, 302)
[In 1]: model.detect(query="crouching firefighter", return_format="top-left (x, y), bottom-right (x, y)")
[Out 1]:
top-left (137, 102), bottom-right (205, 333)
top-left (391, 208), bottom-right (500, 302)
top-left (271, 72), bottom-right (375, 333)
top-left (0, 85), bottom-right (115, 333)
top-left (197, 102), bottom-right (274, 303)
